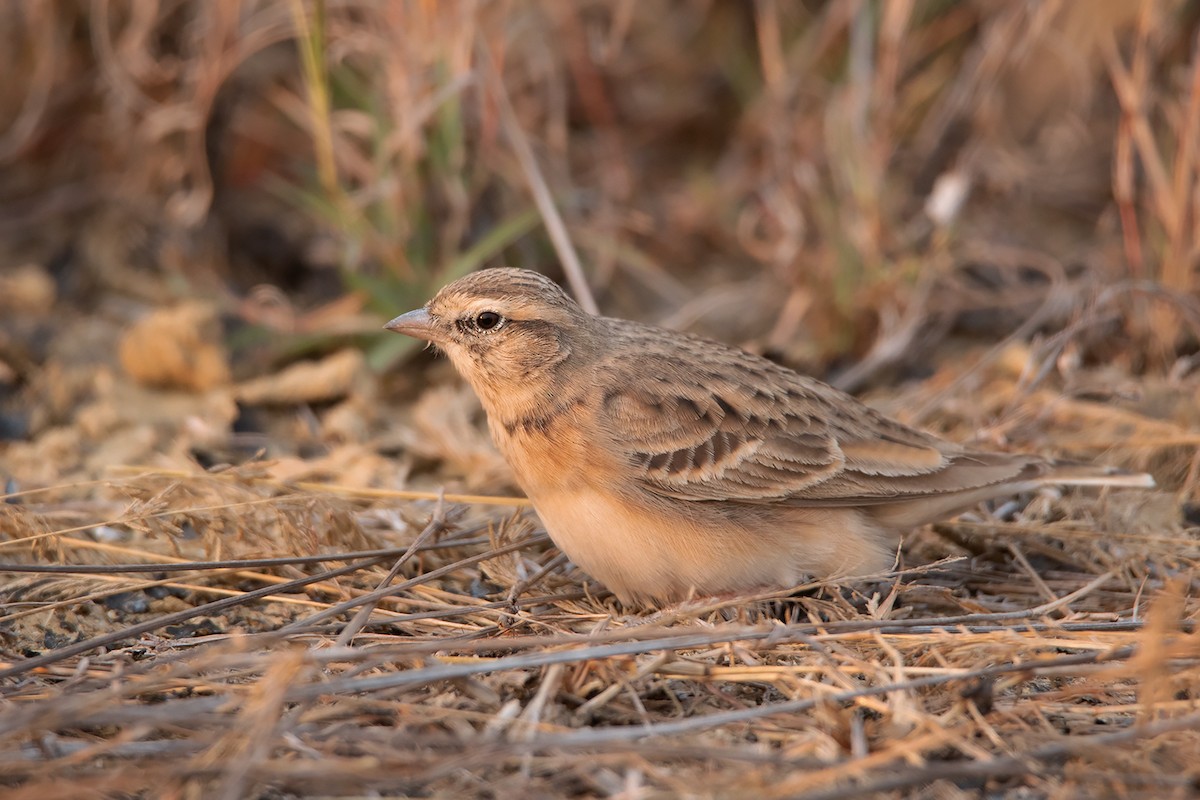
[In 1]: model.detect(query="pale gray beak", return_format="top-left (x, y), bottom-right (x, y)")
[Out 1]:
top-left (384, 308), bottom-right (438, 340)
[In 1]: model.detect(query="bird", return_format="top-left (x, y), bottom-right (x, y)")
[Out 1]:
top-left (385, 268), bottom-right (1155, 605)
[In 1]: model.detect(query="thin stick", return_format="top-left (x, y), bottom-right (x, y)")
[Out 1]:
top-left (334, 494), bottom-right (448, 647)
top-left (279, 534), bottom-right (547, 633)
top-left (103, 465), bottom-right (532, 507)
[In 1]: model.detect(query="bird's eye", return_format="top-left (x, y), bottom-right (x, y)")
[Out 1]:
top-left (475, 311), bottom-right (503, 331)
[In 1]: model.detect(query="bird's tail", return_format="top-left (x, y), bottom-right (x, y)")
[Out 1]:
top-left (868, 457), bottom-right (1155, 530)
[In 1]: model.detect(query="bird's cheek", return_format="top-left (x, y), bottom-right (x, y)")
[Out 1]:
top-left (480, 349), bottom-right (514, 379)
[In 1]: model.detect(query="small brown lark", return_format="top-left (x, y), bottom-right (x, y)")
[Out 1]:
top-left (386, 268), bottom-right (1154, 604)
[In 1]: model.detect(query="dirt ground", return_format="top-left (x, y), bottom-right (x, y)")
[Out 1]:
top-left (2, 2), bottom-right (1200, 798)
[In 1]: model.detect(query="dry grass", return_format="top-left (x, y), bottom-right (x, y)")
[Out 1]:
top-left (2, 353), bottom-right (1198, 798)
top-left (2, 1), bottom-right (1200, 797)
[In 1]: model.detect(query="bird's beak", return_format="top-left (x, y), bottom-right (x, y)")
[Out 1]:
top-left (384, 308), bottom-right (439, 341)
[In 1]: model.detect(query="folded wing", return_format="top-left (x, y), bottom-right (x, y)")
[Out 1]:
top-left (598, 346), bottom-right (1032, 508)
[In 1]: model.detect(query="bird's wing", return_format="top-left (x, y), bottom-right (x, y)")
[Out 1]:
top-left (598, 345), bottom-right (1029, 506)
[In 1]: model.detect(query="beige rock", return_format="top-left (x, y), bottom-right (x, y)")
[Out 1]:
top-left (119, 302), bottom-right (232, 392)
top-left (0, 263), bottom-right (56, 313)
top-left (235, 348), bottom-right (366, 405)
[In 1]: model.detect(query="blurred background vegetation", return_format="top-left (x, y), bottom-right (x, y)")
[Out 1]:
top-left (1, 0), bottom-right (1198, 419)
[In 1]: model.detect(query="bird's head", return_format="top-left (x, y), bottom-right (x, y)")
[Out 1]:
top-left (385, 268), bottom-right (593, 405)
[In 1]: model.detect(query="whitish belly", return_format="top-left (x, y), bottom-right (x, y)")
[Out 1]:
top-left (529, 490), bottom-right (811, 604)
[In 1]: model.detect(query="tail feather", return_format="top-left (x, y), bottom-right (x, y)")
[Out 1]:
top-left (867, 457), bottom-right (1155, 530)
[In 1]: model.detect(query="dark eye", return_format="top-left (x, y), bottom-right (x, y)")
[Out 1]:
top-left (475, 311), bottom-right (503, 331)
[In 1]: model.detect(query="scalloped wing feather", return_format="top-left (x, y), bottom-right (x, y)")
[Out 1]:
top-left (597, 330), bottom-right (1031, 506)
